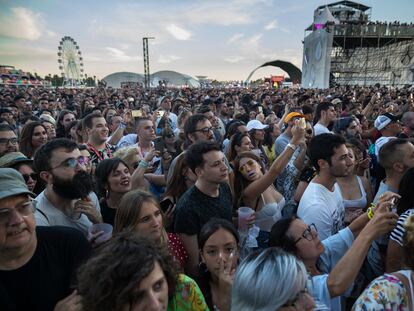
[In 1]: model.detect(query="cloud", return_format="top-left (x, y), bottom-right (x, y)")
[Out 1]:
top-left (264, 19), bottom-right (290, 33)
top-left (46, 30), bottom-right (57, 38)
top-left (166, 24), bottom-right (191, 40)
top-left (157, 55), bottom-right (181, 64)
top-left (223, 56), bottom-right (244, 63)
top-left (227, 33), bottom-right (244, 44)
top-left (0, 7), bottom-right (45, 40)
top-left (105, 47), bottom-right (141, 62)
top-left (248, 34), bottom-right (263, 44)
top-left (265, 19), bottom-right (278, 30)
top-left (183, 3), bottom-right (253, 26)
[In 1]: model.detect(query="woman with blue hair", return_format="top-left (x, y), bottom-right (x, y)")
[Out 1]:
top-left (231, 248), bottom-right (315, 311)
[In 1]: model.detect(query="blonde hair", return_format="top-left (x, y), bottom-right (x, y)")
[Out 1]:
top-left (113, 146), bottom-right (139, 169)
top-left (403, 215), bottom-right (414, 269)
top-left (114, 190), bottom-right (167, 243)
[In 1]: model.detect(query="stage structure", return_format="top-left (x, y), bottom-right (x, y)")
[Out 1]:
top-left (302, 1), bottom-right (414, 88)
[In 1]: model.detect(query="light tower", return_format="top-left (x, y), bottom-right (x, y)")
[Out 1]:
top-left (142, 37), bottom-right (155, 89)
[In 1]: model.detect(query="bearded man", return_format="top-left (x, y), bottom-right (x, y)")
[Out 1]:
top-left (33, 139), bottom-right (102, 235)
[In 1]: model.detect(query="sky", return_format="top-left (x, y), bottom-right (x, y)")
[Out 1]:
top-left (0, 0), bottom-right (413, 81)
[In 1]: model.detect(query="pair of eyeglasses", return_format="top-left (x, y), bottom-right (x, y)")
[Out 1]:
top-left (194, 127), bottom-right (213, 135)
top-left (0, 138), bottom-right (18, 145)
top-left (22, 173), bottom-right (38, 182)
top-left (0, 199), bottom-right (36, 225)
top-left (294, 223), bottom-right (317, 244)
top-left (50, 156), bottom-right (90, 170)
top-left (239, 159), bottom-right (256, 174)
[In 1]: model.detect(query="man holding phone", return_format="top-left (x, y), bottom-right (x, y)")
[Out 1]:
top-left (155, 96), bottom-right (177, 130)
top-left (117, 117), bottom-right (161, 171)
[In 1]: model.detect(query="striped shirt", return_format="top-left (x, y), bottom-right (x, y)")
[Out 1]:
top-left (390, 209), bottom-right (414, 246)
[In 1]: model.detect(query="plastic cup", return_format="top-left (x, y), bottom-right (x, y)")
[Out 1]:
top-left (88, 223), bottom-right (113, 244)
top-left (238, 207), bottom-right (254, 232)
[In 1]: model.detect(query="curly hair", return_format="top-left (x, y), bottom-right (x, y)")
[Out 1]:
top-left (77, 231), bottom-right (178, 311)
top-left (403, 215), bottom-right (414, 270)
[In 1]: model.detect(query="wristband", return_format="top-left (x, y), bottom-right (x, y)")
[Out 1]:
top-left (367, 203), bottom-right (376, 219)
top-left (286, 143), bottom-right (297, 151)
top-left (138, 160), bottom-right (148, 169)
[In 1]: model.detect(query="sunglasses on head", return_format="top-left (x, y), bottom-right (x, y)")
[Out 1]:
top-left (22, 173), bottom-right (38, 183)
top-left (239, 159), bottom-right (256, 174)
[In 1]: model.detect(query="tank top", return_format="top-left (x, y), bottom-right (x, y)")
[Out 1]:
top-left (335, 176), bottom-right (367, 209)
top-left (255, 196), bottom-right (285, 232)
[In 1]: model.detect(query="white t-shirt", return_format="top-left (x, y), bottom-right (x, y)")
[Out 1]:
top-left (34, 191), bottom-right (101, 236)
top-left (314, 123), bottom-right (332, 136)
top-left (297, 182), bottom-right (345, 241)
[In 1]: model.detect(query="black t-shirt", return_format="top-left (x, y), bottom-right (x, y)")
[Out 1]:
top-left (173, 183), bottom-right (233, 235)
top-left (100, 200), bottom-right (116, 225)
top-left (0, 226), bottom-right (91, 311)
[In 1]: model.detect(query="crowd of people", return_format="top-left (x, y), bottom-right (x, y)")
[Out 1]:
top-left (1, 83), bottom-right (414, 310)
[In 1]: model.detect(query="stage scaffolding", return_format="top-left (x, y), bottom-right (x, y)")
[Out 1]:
top-left (302, 1), bottom-right (414, 88)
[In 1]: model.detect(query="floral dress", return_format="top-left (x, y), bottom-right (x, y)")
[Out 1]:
top-left (352, 273), bottom-right (410, 311)
top-left (168, 274), bottom-right (209, 311)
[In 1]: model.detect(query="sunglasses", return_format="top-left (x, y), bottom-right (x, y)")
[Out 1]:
top-left (239, 159), bottom-right (256, 174)
top-left (51, 156), bottom-right (90, 170)
top-left (22, 173), bottom-right (38, 183)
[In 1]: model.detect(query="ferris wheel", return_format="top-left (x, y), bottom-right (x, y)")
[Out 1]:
top-left (57, 36), bottom-right (84, 87)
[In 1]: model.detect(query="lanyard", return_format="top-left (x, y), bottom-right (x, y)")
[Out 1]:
top-left (87, 143), bottom-right (113, 161)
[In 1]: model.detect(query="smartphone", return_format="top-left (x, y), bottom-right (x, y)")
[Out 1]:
top-left (131, 109), bottom-right (142, 118)
top-left (152, 159), bottom-right (161, 168)
top-left (154, 140), bottom-right (164, 153)
top-left (258, 106), bottom-right (263, 113)
top-left (158, 110), bottom-right (165, 117)
top-left (160, 198), bottom-right (174, 213)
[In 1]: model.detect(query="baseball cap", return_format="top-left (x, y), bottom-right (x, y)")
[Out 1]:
top-left (0, 168), bottom-right (35, 199)
top-left (39, 114), bottom-right (56, 126)
top-left (331, 98), bottom-right (342, 105)
top-left (0, 152), bottom-right (32, 168)
top-left (374, 113), bottom-right (400, 131)
top-left (246, 120), bottom-right (268, 131)
top-left (284, 112), bottom-right (305, 123)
